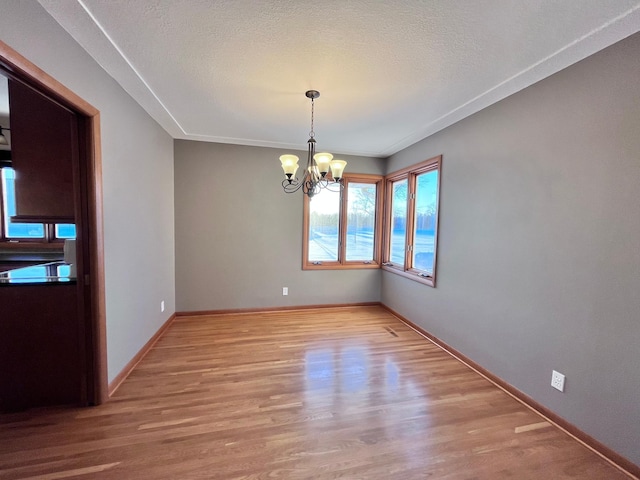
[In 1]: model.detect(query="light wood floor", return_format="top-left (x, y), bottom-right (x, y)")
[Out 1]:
top-left (0, 306), bottom-right (632, 479)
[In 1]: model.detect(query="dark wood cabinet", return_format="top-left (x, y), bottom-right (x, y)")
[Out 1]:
top-left (0, 283), bottom-right (81, 411)
top-left (8, 79), bottom-right (77, 223)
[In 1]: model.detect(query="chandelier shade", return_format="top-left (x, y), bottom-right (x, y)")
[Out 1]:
top-left (329, 159), bottom-right (347, 180)
top-left (279, 91), bottom-right (346, 197)
top-left (279, 154), bottom-right (299, 179)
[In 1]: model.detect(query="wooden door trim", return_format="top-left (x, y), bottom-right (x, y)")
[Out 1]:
top-left (0, 40), bottom-right (108, 404)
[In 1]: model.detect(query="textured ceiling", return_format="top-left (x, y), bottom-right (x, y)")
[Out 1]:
top-left (38, 0), bottom-right (640, 157)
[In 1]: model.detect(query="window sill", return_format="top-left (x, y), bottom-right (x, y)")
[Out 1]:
top-left (303, 262), bottom-right (381, 271)
top-left (382, 264), bottom-right (435, 287)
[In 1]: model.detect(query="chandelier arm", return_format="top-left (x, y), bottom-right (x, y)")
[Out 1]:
top-left (282, 178), bottom-right (304, 193)
top-left (282, 173), bottom-right (345, 196)
top-left (323, 179), bottom-right (344, 193)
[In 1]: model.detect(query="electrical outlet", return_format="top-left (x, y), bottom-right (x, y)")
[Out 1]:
top-left (161, 300), bottom-right (165, 313)
top-left (551, 370), bottom-right (565, 392)
top-left (282, 287), bottom-right (288, 296)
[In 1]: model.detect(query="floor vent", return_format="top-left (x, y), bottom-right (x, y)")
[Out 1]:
top-left (384, 326), bottom-right (399, 337)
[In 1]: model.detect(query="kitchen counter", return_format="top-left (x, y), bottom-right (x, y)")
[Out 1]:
top-left (0, 261), bottom-right (76, 285)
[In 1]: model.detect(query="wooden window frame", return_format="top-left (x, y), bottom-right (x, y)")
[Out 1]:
top-left (382, 155), bottom-right (441, 287)
top-left (303, 173), bottom-right (384, 270)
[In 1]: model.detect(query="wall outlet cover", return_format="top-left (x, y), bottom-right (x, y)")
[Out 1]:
top-left (551, 370), bottom-right (565, 392)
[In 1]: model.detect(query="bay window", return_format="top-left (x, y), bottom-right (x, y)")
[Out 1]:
top-left (383, 156), bottom-right (441, 286)
top-left (301, 156), bottom-right (441, 284)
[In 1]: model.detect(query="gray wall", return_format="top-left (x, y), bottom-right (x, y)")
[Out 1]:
top-left (383, 33), bottom-right (640, 464)
top-left (2, 0), bottom-right (637, 467)
top-left (174, 141), bottom-right (384, 311)
top-left (1, 1), bottom-right (176, 383)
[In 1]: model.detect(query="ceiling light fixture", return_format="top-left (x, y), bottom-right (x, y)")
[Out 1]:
top-left (0, 126), bottom-right (9, 146)
top-left (280, 90), bottom-right (346, 198)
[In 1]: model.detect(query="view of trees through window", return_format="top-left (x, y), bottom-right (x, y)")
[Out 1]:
top-left (384, 156), bottom-right (441, 284)
top-left (389, 173), bottom-right (438, 273)
top-left (306, 175), bottom-right (382, 267)
top-left (308, 189), bottom-right (340, 262)
top-left (303, 158), bottom-right (439, 283)
top-left (390, 179), bottom-right (407, 264)
top-left (346, 182), bottom-right (376, 261)
top-left (308, 182), bottom-right (379, 263)
top-left (412, 170), bottom-right (438, 274)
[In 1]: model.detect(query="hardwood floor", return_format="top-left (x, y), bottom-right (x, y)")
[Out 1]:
top-left (0, 306), bottom-right (633, 479)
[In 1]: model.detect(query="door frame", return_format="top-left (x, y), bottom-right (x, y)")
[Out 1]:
top-left (0, 40), bottom-right (108, 404)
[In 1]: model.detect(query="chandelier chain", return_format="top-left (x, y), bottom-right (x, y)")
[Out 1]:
top-left (309, 97), bottom-right (315, 139)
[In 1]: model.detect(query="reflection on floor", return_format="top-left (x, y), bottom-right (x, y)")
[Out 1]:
top-left (0, 306), bottom-right (631, 479)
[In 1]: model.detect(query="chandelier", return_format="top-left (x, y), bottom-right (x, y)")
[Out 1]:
top-left (279, 90), bottom-right (347, 198)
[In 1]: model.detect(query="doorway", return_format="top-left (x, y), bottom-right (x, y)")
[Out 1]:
top-left (0, 40), bottom-right (107, 406)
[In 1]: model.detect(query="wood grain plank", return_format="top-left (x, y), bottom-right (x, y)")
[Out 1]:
top-left (0, 306), bottom-right (635, 479)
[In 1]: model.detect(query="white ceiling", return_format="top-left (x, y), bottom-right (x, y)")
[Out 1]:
top-left (38, 1), bottom-right (640, 158)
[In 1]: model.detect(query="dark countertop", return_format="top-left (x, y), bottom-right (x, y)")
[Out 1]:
top-left (0, 261), bottom-right (76, 285)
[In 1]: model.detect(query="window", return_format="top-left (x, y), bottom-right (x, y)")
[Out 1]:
top-left (383, 156), bottom-right (441, 286)
top-left (0, 167), bottom-right (76, 242)
top-left (303, 174), bottom-right (383, 269)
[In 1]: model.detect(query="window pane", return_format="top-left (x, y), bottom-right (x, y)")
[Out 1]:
top-left (308, 188), bottom-right (340, 262)
top-left (412, 170), bottom-right (438, 274)
top-left (389, 179), bottom-right (407, 264)
top-left (55, 224), bottom-right (77, 239)
top-left (346, 183), bottom-right (376, 261)
top-left (1, 167), bottom-right (45, 239)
